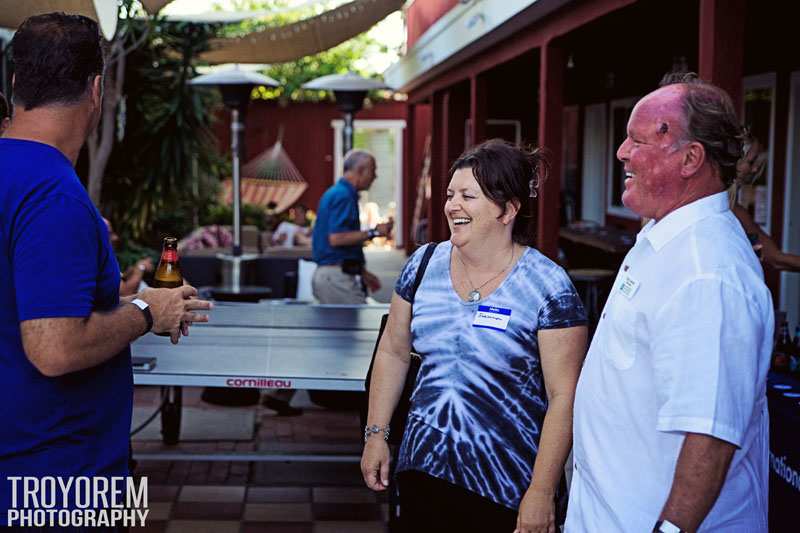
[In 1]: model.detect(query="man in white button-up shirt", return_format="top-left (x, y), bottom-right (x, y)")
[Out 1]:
top-left (566, 74), bottom-right (774, 533)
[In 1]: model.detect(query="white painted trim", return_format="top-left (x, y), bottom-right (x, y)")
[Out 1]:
top-left (581, 102), bottom-right (607, 225)
top-left (330, 119), bottom-right (407, 130)
top-left (783, 71), bottom-right (800, 252)
top-left (394, 123), bottom-right (405, 249)
top-left (606, 97), bottom-right (639, 220)
top-left (742, 72), bottom-right (777, 234)
top-left (330, 119), bottom-right (407, 176)
top-left (330, 119), bottom-right (407, 247)
top-left (385, 0), bottom-right (543, 91)
top-left (780, 71), bottom-right (800, 329)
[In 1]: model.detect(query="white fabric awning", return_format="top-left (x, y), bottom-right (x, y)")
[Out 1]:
top-left (0, 0), bottom-right (118, 39)
top-left (200, 0), bottom-right (404, 65)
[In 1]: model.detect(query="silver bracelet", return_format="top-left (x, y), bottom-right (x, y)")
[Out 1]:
top-left (364, 424), bottom-right (390, 443)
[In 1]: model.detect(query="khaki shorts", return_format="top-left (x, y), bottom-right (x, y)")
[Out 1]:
top-left (312, 265), bottom-right (367, 304)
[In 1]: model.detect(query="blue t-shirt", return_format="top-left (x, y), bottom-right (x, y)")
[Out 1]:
top-left (394, 241), bottom-right (586, 509)
top-left (312, 178), bottom-right (364, 266)
top-left (0, 140), bottom-right (131, 520)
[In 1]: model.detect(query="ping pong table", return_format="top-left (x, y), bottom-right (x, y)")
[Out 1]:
top-left (132, 301), bottom-right (386, 450)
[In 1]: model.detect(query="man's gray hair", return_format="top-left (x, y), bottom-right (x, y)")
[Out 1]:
top-left (343, 150), bottom-right (374, 173)
top-left (659, 72), bottom-right (745, 188)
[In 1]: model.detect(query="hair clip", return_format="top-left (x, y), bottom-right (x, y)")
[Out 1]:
top-left (529, 177), bottom-right (539, 198)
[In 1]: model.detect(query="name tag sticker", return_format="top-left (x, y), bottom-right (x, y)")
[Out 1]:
top-left (618, 274), bottom-right (640, 300)
top-left (473, 305), bottom-right (512, 331)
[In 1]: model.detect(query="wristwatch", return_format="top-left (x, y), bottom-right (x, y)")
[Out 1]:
top-left (367, 228), bottom-right (380, 240)
top-left (653, 520), bottom-right (684, 533)
top-left (130, 298), bottom-right (153, 333)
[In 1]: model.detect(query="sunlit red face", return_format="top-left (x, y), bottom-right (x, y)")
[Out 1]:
top-left (616, 87), bottom-right (687, 221)
top-left (445, 167), bottom-right (506, 248)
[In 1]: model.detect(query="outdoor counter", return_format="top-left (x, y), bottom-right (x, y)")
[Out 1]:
top-left (767, 371), bottom-right (800, 529)
top-left (558, 225), bottom-right (636, 270)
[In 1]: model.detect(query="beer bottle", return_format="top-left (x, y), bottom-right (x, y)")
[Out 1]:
top-left (791, 325), bottom-right (800, 375)
top-left (152, 237), bottom-right (183, 289)
top-left (772, 320), bottom-right (792, 373)
top-left (793, 326), bottom-right (800, 351)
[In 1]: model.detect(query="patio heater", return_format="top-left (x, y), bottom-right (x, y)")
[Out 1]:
top-left (302, 72), bottom-right (387, 155)
top-left (190, 66), bottom-right (279, 297)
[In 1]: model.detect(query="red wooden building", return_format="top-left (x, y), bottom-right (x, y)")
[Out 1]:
top-left (215, 99), bottom-right (407, 212)
top-left (388, 0), bottom-right (800, 326)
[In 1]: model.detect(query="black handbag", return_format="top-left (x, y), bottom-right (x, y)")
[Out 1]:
top-left (362, 242), bottom-right (438, 445)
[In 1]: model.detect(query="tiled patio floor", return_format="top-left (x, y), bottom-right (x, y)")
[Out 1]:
top-left (131, 386), bottom-right (388, 532)
top-left (131, 249), bottom-right (406, 531)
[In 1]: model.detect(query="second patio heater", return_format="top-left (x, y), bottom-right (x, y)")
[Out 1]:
top-left (302, 72), bottom-right (387, 155)
top-left (190, 66), bottom-right (279, 295)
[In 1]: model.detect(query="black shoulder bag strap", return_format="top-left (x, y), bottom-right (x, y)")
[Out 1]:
top-left (361, 242), bottom-right (439, 443)
top-left (409, 241), bottom-right (439, 304)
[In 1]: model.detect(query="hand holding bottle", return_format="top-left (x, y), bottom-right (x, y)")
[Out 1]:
top-left (139, 285), bottom-right (212, 344)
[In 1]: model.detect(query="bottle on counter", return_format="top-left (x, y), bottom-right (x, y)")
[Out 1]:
top-left (152, 237), bottom-right (183, 289)
top-left (791, 325), bottom-right (800, 374)
top-left (772, 320), bottom-right (792, 373)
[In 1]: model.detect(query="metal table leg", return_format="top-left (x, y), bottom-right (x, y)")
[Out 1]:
top-left (160, 386), bottom-right (182, 445)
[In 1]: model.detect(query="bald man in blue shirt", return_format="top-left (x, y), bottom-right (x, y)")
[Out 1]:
top-left (312, 150), bottom-right (393, 303)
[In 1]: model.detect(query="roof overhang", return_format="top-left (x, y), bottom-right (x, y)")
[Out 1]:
top-left (385, 0), bottom-right (572, 94)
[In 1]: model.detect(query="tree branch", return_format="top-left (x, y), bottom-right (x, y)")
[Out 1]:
top-left (87, 38), bottom-right (126, 206)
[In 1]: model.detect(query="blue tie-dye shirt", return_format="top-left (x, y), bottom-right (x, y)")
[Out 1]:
top-left (394, 241), bottom-right (587, 510)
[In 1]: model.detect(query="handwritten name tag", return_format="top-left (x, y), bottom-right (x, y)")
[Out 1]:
top-left (472, 305), bottom-right (512, 331)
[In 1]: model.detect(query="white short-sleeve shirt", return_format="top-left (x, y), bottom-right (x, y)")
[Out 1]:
top-left (566, 192), bottom-right (774, 532)
top-left (272, 222), bottom-right (301, 248)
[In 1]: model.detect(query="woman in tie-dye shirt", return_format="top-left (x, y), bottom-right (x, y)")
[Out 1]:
top-left (361, 139), bottom-right (588, 532)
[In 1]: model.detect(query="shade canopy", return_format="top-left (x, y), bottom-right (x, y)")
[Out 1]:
top-left (0, 0), bottom-right (118, 39)
top-left (160, 0), bottom-right (330, 24)
top-left (200, 0), bottom-right (404, 65)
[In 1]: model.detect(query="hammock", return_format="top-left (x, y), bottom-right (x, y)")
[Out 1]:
top-left (220, 138), bottom-right (308, 213)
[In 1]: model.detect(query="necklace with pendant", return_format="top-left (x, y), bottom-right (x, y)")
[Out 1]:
top-left (456, 245), bottom-right (515, 302)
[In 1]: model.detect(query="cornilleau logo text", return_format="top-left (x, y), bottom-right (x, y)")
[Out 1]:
top-left (6, 476), bottom-right (148, 528)
top-left (770, 453), bottom-right (800, 492)
top-left (226, 378), bottom-right (291, 388)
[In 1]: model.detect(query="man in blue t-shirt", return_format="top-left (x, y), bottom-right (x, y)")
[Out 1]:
top-left (0, 13), bottom-right (212, 525)
top-left (0, 91), bottom-right (9, 134)
top-left (311, 150), bottom-right (393, 304)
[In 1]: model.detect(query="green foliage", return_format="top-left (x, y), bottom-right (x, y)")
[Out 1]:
top-left (103, 17), bottom-right (226, 248)
top-left (103, 0), bottom-right (399, 250)
top-left (199, 203), bottom-right (268, 230)
top-left (219, 0), bottom-right (395, 103)
top-left (115, 241), bottom-right (158, 272)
